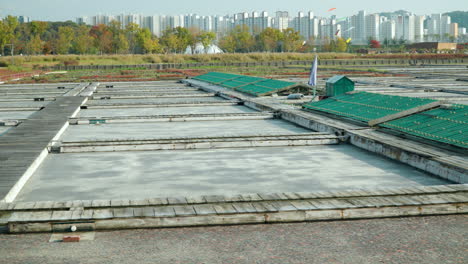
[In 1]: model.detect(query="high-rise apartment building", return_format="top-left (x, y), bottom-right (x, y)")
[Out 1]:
top-left (74, 10), bottom-right (463, 43)
top-left (274, 11), bottom-right (289, 32)
top-left (380, 19), bottom-right (396, 41)
top-left (414, 15), bottom-right (425, 42)
top-left (366, 14), bottom-right (380, 41)
top-left (403, 15), bottom-right (415, 43)
top-left (354, 10), bottom-right (367, 44)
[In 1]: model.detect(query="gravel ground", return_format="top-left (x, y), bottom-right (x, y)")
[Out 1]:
top-left (0, 215), bottom-right (466, 264)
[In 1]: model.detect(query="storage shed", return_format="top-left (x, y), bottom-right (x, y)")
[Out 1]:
top-left (325, 75), bottom-right (355, 97)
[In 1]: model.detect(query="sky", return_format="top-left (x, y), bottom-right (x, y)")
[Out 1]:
top-left (0, 0), bottom-right (466, 21)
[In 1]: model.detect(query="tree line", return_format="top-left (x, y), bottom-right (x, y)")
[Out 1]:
top-left (0, 15), bottom-right (353, 56)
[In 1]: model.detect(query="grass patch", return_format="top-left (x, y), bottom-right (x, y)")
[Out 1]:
top-left (2, 52), bottom-right (465, 70)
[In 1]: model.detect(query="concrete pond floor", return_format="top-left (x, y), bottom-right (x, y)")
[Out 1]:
top-left (87, 96), bottom-right (227, 105)
top-left (60, 119), bottom-right (310, 141)
top-left (0, 126), bottom-right (10, 135)
top-left (0, 111), bottom-right (36, 120)
top-left (77, 105), bottom-right (257, 117)
top-left (15, 145), bottom-right (450, 202)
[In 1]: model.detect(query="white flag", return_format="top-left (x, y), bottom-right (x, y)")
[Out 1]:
top-left (308, 55), bottom-right (318, 86)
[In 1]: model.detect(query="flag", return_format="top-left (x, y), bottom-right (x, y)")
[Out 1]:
top-left (308, 55), bottom-right (318, 86)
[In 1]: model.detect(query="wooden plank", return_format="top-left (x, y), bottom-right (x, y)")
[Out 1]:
top-left (173, 205), bottom-right (196, 216)
top-left (133, 207), bottom-right (155, 217)
top-left (368, 101), bottom-right (443, 126)
top-left (0, 97), bottom-right (85, 201)
top-left (153, 207), bottom-right (175, 217)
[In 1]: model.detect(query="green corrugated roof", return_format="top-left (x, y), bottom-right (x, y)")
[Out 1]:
top-left (193, 72), bottom-right (297, 96)
top-left (381, 104), bottom-right (468, 149)
top-left (326, 75), bottom-right (350, 84)
top-left (303, 92), bottom-right (437, 122)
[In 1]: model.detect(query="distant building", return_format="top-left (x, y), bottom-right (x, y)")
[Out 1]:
top-left (414, 15), bottom-right (425, 43)
top-left (274, 11), bottom-right (289, 32)
top-left (380, 20), bottom-right (396, 41)
top-left (18, 16), bottom-right (31, 23)
top-left (450, 23), bottom-right (458, 39)
top-left (366, 14), bottom-right (380, 41)
top-left (407, 42), bottom-right (457, 51)
top-left (73, 10), bottom-right (459, 43)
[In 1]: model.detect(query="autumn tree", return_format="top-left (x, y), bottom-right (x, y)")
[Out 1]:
top-left (336, 37), bottom-right (348, 52)
top-left (90, 24), bottom-right (113, 54)
top-left (107, 21), bottom-right (128, 53)
top-left (369, 39), bottom-right (381, 48)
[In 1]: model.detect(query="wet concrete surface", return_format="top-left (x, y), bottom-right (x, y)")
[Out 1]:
top-left (77, 105), bottom-right (256, 117)
top-left (0, 126), bottom-right (10, 135)
top-left (87, 97), bottom-right (227, 105)
top-left (0, 101), bottom-right (50, 108)
top-left (0, 111), bottom-right (36, 120)
top-left (61, 119), bottom-right (309, 141)
top-left (16, 145), bottom-right (449, 202)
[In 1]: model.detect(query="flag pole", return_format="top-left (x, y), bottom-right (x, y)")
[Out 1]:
top-left (308, 54), bottom-right (318, 101)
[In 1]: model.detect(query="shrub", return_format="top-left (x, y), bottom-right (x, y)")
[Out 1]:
top-left (63, 60), bottom-right (79, 66)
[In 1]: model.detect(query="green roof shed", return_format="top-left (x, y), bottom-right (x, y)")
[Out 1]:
top-left (325, 75), bottom-right (355, 97)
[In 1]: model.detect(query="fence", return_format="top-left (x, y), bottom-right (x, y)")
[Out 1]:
top-left (44, 58), bottom-right (468, 71)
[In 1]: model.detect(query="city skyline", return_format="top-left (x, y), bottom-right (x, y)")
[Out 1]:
top-left (69, 10), bottom-right (466, 45)
top-left (0, 0), bottom-right (466, 21)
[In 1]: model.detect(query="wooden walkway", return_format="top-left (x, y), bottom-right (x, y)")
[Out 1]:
top-left (0, 97), bottom-right (85, 201)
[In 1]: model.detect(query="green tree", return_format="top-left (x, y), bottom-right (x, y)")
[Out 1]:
top-left (30, 21), bottom-right (48, 36)
top-left (197, 31), bottom-right (216, 53)
top-left (258, 28), bottom-right (283, 52)
top-left (114, 33), bottom-right (129, 54)
top-left (233, 25), bottom-right (254, 52)
top-left (26, 34), bottom-right (43, 55)
top-left (73, 25), bottom-right (93, 54)
top-left (55, 26), bottom-right (74, 54)
top-left (125, 23), bottom-right (140, 53)
top-left (218, 35), bottom-right (236, 53)
top-left (160, 27), bottom-right (192, 53)
top-left (136, 28), bottom-right (152, 53)
top-left (187, 27), bottom-right (201, 54)
top-left (282, 28), bottom-right (302, 52)
top-left (160, 28), bottom-right (178, 53)
top-left (322, 37), bottom-right (332, 52)
top-left (0, 16), bottom-right (19, 55)
top-left (174, 27), bottom-right (191, 53)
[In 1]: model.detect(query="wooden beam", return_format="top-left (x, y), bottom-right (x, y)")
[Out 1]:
top-left (368, 101), bottom-right (443, 127)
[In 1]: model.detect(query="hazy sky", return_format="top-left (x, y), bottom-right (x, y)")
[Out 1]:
top-left (0, 0), bottom-right (466, 21)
